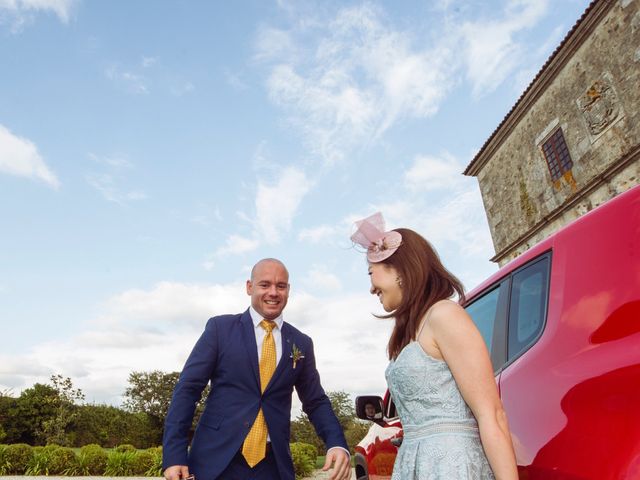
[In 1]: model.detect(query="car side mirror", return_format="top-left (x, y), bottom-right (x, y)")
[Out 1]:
top-left (355, 395), bottom-right (384, 421)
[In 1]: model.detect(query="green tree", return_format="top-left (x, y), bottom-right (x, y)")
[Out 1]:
top-left (72, 404), bottom-right (161, 448)
top-left (123, 370), bottom-right (209, 434)
top-left (12, 384), bottom-right (59, 445)
top-left (123, 371), bottom-right (180, 427)
top-left (40, 375), bottom-right (85, 446)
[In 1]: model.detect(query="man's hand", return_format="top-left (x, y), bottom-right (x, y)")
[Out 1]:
top-left (322, 448), bottom-right (351, 480)
top-left (163, 465), bottom-right (190, 480)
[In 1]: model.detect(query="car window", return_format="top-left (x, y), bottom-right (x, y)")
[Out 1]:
top-left (385, 397), bottom-right (397, 419)
top-left (508, 256), bottom-right (550, 360)
top-left (465, 286), bottom-right (501, 353)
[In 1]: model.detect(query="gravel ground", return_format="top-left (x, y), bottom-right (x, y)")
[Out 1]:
top-left (302, 467), bottom-right (357, 479)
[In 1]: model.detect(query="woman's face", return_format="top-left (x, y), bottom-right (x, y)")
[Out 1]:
top-left (368, 262), bottom-right (402, 312)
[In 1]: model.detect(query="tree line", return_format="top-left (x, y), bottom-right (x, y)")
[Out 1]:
top-left (0, 372), bottom-right (369, 453)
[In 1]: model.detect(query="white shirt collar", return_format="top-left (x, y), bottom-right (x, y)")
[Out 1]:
top-left (249, 306), bottom-right (283, 330)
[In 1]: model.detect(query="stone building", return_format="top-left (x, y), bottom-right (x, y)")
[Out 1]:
top-left (464, 0), bottom-right (640, 266)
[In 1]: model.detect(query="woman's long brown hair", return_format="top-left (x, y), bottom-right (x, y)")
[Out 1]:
top-left (377, 228), bottom-right (465, 360)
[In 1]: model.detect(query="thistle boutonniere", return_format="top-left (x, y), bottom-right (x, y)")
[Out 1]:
top-left (290, 343), bottom-right (305, 369)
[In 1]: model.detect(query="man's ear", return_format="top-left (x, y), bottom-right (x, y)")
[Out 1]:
top-left (246, 280), bottom-right (252, 295)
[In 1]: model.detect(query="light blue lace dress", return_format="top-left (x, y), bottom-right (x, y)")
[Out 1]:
top-left (385, 342), bottom-right (495, 479)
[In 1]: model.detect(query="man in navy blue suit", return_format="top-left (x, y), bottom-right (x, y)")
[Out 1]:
top-left (162, 258), bottom-right (351, 480)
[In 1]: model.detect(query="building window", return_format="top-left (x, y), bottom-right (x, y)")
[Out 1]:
top-left (541, 128), bottom-right (573, 181)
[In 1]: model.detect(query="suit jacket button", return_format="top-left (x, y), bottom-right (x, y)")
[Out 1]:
top-left (244, 421), bottom-right (249, 427)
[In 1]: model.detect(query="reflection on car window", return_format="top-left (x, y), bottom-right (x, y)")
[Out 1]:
top-left (508, 257), bottom-right (550, 360)
top-left (465, 287), bottom-right (501, 352)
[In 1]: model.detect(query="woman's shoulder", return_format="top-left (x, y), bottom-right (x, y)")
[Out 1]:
top-left (427, 299), bottom-right (471, 330)
top-left (430, 298), bottom-right (464, 316)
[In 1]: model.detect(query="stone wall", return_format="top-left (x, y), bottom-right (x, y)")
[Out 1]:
top-left (473, 0), bottom-right (640, 265)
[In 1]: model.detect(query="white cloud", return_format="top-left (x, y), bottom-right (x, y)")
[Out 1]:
top-left (207, 166), bottom-right (313, 263)
top-left (512, 23), bottom-right (566, 95)
top-left (286, 291), bottom-right (393, 398)
top-left (96, 281), bottom-right (248, 328)
top-left (88, 152), bottom-right (132, 169)
top-left (302, 264), bottom-right (342, 292)
top-left (254, 26), bottom-right (297, 63)
top-left (298, 224), bottom-right (339, 244)
top-left (461, 0), bottom-right (550, 97)
top-left (86, 173), bottom-right (147, 205)
top-left (255, 166), bottom-right (312, 242)
top-left (261, 4), bottom-right (458, 165)
top-left (0, 124), bottom-right (60, 188)
top-left (215, 234), bottom-right (260, 257)
top-left (171, 81), bottom-right (195, 97)
top-left (224, 69), bottom-right (249, 91)
top-left (0, 281), bottom-right (392, 406)
top-left (0, 0), bottom-right (75, 32)
top-left (404, 153), bottom-right (465, 192)
top-left (141, 56), bottom-right (158, 68)
top-left (106, 66), bottom-right (149, 95)
top-left (362, 151), bottom-right (494, 265)
top-left (86, 153), bottom-right (147, 205)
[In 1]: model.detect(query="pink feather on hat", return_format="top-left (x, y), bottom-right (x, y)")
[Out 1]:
top-left (350, 212), bottom-right (402, 262)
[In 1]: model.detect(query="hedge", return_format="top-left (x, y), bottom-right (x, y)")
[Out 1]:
top-left (0, 442), bottom-right (316, 477)
top-left (77, 443), bottom-right (108, 475)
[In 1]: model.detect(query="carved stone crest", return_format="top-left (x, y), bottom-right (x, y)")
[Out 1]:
top-left (578, 79), bottom-right (620, 136)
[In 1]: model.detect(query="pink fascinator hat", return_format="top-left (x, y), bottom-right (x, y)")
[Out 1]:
top-left (350, 212), bottom-right (402, 263)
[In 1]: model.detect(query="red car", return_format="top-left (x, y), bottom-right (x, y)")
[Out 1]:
top-left (354, 184), bottom-right (640, 479)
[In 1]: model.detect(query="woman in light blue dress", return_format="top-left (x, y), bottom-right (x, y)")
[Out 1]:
top-left (351, 213), bottom-right (518, 480)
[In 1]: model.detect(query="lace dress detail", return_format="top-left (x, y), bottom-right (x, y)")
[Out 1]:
top-left (385, 342), bottom-right (495, 479)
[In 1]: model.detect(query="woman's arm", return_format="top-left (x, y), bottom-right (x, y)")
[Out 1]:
top-left (419, 300), bottom-right (518, 480)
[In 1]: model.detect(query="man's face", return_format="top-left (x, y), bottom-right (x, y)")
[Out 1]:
top-left (365, 404), bottom-right (376, 417)
top-left (246, 260), bottom-right (290, 320)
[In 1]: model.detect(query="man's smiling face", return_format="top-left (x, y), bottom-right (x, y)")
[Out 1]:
top-left (246, 260), bottom-right (290, 320)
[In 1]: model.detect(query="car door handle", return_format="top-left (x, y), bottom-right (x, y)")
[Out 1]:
top-left (391, 437), bottom-right (403, 447)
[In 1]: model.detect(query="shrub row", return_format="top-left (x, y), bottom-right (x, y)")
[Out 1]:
top-left (0, 442), bottom-right (318, 477)
top-left (0, 443), bottom-right (162, 476)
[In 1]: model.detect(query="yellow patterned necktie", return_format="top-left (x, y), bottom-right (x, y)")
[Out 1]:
top-left (242, 319), bottom-right (277, 467)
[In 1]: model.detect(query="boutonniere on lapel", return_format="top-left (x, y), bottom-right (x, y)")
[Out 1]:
top-left (290, 343), bottom-right (305, 369)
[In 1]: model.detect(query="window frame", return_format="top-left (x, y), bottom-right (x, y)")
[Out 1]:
top-left (505, 253), bottom-right (552, 366)
top-left (464, 251), bottom-right (552, 374)
top-left (540, 127), bottom-right (574, 182)
top-left (464, 280), bottom-right (510, 374)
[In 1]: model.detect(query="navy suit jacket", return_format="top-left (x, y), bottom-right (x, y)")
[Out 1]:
top-left (162, 309), bottom-right (348, 480)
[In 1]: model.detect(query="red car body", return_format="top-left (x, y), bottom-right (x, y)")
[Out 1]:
top-left (354, 184), bottom-right (640, 479)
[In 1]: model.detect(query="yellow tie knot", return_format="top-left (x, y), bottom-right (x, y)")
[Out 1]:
top-left (260, 319), bottom-right (276, 333)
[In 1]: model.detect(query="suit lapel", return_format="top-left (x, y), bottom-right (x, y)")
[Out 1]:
top-left (240, 310), bottom-right (260, 388)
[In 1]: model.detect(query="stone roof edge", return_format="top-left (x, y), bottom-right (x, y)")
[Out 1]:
top-left (463, 0), bottom-right (615, 177)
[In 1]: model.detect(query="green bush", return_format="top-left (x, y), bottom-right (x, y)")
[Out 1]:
top-left (290, 442), bottom-right (316, 479)
top-left (48, 445), bottom-right (78, 474)
top-left (297, 442), bottom-right (317, 464)
top-left (3, 443), bottom-right (33, 474)
top-left (26, 445), bottom-right (50, 475)
top-left (77, 443), bottom-right (108, 475)
top-left (105, 449), bottom-right (137, 476)
top-left (144, 446), bottom-right (163, 477)
top-left (25, 444), bottom-right (77, 475)
top-left (114, 443), bottom-right (137, 453)
top-left (130, 449), bottom-right (154, 475)
top-left (0, 444), bottom-right (10, 475)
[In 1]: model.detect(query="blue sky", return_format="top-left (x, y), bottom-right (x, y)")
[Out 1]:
top-left (1, 0), bottom-right (589, 407)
